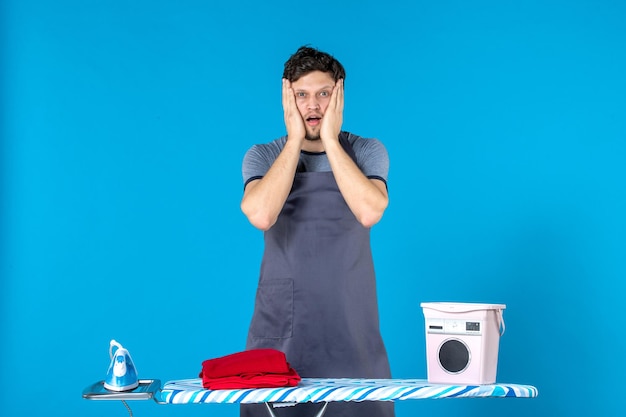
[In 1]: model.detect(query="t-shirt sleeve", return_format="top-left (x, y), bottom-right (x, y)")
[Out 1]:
top-left (355, 138), bottom-right (389, 185)
top-left (242, 145), bottom-right (268, 187)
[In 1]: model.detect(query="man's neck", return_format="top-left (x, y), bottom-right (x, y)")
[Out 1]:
top-left (301, 139), bottom-right (325, 153)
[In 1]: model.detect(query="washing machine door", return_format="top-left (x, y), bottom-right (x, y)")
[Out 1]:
top-left (438, 338), bottom-right (470, 373)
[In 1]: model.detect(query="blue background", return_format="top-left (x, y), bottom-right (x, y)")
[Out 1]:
top-left (2, 0), bottom-right (625, 416)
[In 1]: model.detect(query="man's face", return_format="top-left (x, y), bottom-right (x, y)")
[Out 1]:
top-left (291, 71), bottom-right (336, 141)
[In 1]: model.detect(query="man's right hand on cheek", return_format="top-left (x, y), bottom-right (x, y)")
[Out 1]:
top-left (282, 78), bottom-right (306, 143)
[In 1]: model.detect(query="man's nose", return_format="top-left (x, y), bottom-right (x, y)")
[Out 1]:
top-left (306, 96), bottom-right (320, 110)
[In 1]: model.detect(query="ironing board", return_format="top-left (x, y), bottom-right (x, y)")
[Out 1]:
top-left (85, 377), bottom-right (538, 417)
top-left (158, 377), bottom-right (538, 404)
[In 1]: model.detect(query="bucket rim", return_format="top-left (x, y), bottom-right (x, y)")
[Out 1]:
top-left (420, 301), bottom-right (506, 313)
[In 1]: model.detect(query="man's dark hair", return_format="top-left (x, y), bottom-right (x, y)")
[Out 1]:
top-left (283, 46), bottom-right (346, 83)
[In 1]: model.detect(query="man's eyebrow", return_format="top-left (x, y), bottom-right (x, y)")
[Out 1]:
top-left (294, 85), bottom-right (335, 93)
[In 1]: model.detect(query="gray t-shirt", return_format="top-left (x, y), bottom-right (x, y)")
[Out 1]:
top-left (242, 131), bottom-right (389, 188)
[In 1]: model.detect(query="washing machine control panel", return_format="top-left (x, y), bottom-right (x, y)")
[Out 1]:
top-left (426, 318), bottom-right (482, 335)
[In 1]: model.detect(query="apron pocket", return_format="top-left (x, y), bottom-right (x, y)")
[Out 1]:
top-left (250, 278), bottom-right (293, 339)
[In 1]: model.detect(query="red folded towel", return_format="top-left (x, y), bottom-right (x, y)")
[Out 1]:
top-left (201, 367), bottom-right (301, 390)
top-left (199, 349), bottom-right (301, 390)
top-left (200, 349), bottom-right (290, 378)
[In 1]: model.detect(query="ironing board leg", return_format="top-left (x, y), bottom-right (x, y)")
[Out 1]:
top-left (313, 402), bottom-right (328, 417)
top-left (264, 402), bottom-right (329, 417)
top-left (264, 402), bottom-right (278, 417)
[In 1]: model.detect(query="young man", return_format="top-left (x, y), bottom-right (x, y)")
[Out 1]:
top-left (240, 46), bottom-right (394, 417)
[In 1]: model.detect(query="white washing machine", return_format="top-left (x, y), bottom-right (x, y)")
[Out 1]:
top-left (421, 302), bottom-right (506, 385)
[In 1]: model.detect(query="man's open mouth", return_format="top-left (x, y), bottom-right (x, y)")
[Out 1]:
top-left (306, 116), bottom-right (322, 125)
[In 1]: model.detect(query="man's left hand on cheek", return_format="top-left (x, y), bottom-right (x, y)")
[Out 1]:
top-left (320, 79), bottom-right (344, 143)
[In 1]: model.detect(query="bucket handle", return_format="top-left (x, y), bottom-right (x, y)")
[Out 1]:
top-left (497, 310), bottom-right (506, 336)
top-left (109, 339), bottom-right (123, 359)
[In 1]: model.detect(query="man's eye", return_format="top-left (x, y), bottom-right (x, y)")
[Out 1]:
top-left (296, 92), bottom-right (306, 97)
top-left (319, 91), bottom-right (329, 97)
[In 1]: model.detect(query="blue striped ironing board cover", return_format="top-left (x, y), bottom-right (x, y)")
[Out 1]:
top-left (156, 378), bottom-right (538, 404)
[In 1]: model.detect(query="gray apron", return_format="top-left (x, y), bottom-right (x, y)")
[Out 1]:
top-left (242, 136), bottom-right (394, 417)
